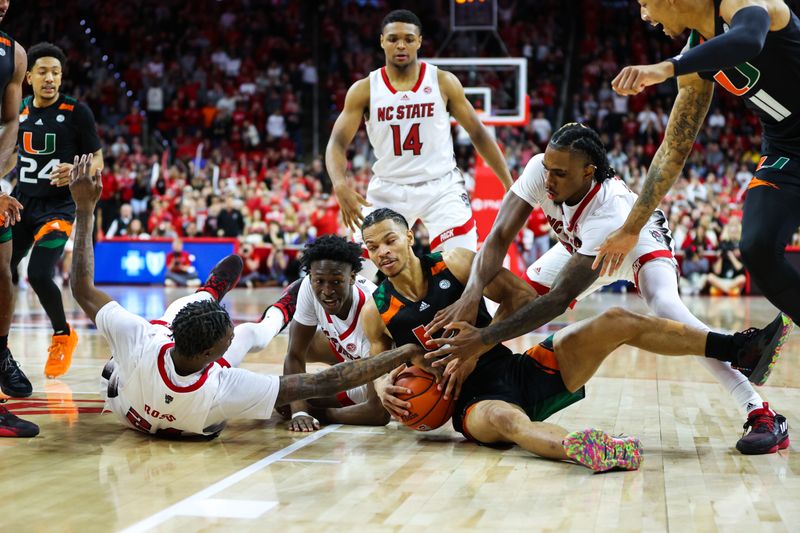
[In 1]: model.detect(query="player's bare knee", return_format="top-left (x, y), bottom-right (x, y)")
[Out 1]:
top-left (486, 404), bottom-right (525, 437)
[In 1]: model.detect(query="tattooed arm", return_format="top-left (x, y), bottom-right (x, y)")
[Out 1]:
top-left (625, 73), bottom-right (713, 232)
top-left (479, 253), bottom-right (598, 346)
top-left (426, 253), bottom-right (599, 366)
top-left (275, 343), bottom-right (426, 406)
top-left (68, 154), bottom-right (113, 323)
top-left (594, 73), bottom-right (714, 275)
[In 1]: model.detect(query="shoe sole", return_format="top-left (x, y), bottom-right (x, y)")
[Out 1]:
top-left (736, 436), bottom-right (790, 455)
top-left (563, 428), bottom-right (643, 472)
top-left (201, 255), bottom-right (244, 301)
top-left (750, 314), bottom-right (793, 386)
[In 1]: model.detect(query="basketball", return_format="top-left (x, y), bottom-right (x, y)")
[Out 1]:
top-left (394, 366), bottom-right (455, 431)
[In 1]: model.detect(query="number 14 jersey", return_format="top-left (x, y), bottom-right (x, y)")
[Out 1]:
top-left (366, 62), bottom-right (456, 184)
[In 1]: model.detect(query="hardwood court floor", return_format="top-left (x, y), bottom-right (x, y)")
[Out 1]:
top-left (2, 285), bottom-right (799, 532)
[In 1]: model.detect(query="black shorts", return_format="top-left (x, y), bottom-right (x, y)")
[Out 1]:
top-left (452, 335), bottom-right (585, 444)
top-left (750, 154), bottom-right (800, 194)
top-left (0, 189), bottom-right (75, 247)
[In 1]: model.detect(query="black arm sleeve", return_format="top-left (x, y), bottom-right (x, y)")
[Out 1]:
top-left (73, 102), bottom-right (102, 153)
top-left (669, 6), bottom-right (771, 77)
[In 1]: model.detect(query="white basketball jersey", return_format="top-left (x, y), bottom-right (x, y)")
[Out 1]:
top-left (97, 301), bottom-right (279, 438)
top-left (103, 341), bottom-right (229, 437)
top-left (512, 153), bottom-right (645, 257)
top-left (294, 275), bottom-right (376, 361)
top-left (366, 62), bottom-right (456, 183)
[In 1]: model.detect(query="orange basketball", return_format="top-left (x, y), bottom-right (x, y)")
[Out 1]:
top-left (394, 366), bottom-right (455, 431)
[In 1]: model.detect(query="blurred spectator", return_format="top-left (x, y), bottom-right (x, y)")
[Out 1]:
top-left (237, 243), bottom-right (269, 288)
top-left (708, 222), bottom-right (747, 296)
top-left (106, 204), bottom-right (136, 238)
top-left (164, 238), bottom-right (200, 287)
top-left (679, 247), bottom-right (709, 296)
top-left (218, 196), bottom-right (245, 237)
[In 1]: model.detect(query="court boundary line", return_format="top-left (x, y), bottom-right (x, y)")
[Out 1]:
top-left (119, 423), bottom-right (342, 532)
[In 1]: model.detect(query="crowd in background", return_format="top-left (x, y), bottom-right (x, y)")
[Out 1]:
top-left (5, 0), bottom-right (797, 293)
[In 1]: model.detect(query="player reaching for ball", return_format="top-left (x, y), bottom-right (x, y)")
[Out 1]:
top-left (67, 154), bottom-right (432, 438)
top-left (362, 208), bottom-right (790, 471)
top-left (282, 235), bottom-right (390, 432)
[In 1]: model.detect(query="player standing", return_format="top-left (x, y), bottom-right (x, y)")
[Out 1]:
top-left (1, 42), bottom-right (103, 382)
top-left (326, 9), bottom-right (512, 253)
top-left (0, 1), bottom-right (40, 437)
top-left (596, 1), bottom-right (800, 357)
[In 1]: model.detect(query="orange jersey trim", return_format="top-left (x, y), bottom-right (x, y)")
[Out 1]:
top-left (747, 177), bottom-right (780, 191)
top-left (525, 344), bottom-right (559, 374)
top-left (379, 295), bottom-right (405, 325)
top-left (58, 103), bottom-right (74, 111)
top-left (430, 261), bottom-right (447, 276)
top-left (34, 219), bottom-right (73, 242)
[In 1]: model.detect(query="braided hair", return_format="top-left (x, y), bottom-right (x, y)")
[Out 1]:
top-left (549, 123), bottom-right (616, 183)
top-left (171, 299), bottom-right (232, 358)
top-left (300, 234), bottom-right (363, 273)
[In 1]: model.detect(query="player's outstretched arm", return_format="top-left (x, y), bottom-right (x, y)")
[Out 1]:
top-left (427, 251), bottom-right (598, 366)
top-left (0, 43), bottom-right (25, 178)
top-left (275, 343), bottom-right (427, 406)
top-left (594, 73), bottom-right (713, 276)
top-left (440, 70), bottom-right (512, 190)
top-left (425, 191), bottom-right (532, 335)
top-left (325, 78), bottom-right (372, 232)
top-left (69, 154), bottom-right (113, 323)
top-left (283, 320), bottom-right (321, 432)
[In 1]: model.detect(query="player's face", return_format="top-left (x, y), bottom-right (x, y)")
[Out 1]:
top-left (363, 220), bottom-right (414, 278)
top-left (0, 0), bottom-right (9, 23)
top-left (380, 23), bottom-right (422, 68)
top-left (27, 57), bottom-right (63, 102)
top-left (309, 260), bottom-right (356, 316)
top-left (542, 146), bottom-right (595, 206)
top-left (637, 0), bottom-right (686, 39)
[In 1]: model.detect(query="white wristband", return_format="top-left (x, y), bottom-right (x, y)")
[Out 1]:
top-left (292, 410), bottom-right (317, 421)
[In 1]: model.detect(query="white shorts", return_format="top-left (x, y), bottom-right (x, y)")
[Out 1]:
top-left (337, 384), bottom-right (369, 406)
top-left (360, 169), bottom-right (476, 251)
top-left (525, 210), bottom-right (678, 300)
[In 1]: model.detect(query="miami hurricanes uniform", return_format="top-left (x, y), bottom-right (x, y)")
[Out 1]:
top-left (293, 275), bottom-right (376, 405)
top-left (362, 62), bottom-right (476, 251)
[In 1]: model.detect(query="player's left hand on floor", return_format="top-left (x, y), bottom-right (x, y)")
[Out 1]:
top-left (288, 413), bottom-right (320, 432)
top-left (425, 321), bottom-right (489, 367)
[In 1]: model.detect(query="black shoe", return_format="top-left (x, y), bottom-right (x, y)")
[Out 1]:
top-left (732, 313), bottom-right (793, 385)
top-left (0, 404), bottom-right (39, 437)
top-left (0, 348), bottom-right (33, 398)
top-left (198, 255), bottom-right (244, 302)
top-left (262, 278), bottom-right (303, 331)
top-left (735, 402), bottom-right (789, 454)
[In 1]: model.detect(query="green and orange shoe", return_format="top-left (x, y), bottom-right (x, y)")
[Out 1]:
top-left (563, 428), bottom-right (643, 472)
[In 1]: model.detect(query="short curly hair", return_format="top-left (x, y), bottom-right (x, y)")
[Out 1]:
top-left (300, 234), bottom-right (363, 273)
top-left (171, 299), bottom-right (232, 358)
top-left (27, 42), bottom-right (67, 71)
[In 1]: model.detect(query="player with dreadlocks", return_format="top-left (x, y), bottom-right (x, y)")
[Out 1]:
top-left (419, 123), bottom-right (790, 455)
top-left (282, 234), bottom-right (394, 432)
top-left (67, 154), bottom-right (430, 438)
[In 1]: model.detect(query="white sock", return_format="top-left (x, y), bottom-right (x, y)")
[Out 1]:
top-left (638, 261), bottom-right (763, 415)
top-left (223, 309), bottom-right (286, 367)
